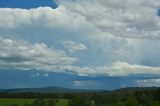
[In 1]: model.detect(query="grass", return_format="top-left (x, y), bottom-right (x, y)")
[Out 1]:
top-left (56, 99), bottom-right (68, 106)
top-left (0, 98), bottom-right (34, 106)
top-left (0, 98), bottom-right (68, 106)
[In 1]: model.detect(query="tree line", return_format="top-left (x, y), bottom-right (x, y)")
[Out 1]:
top-left (2, 87), bottom-right (160, 106)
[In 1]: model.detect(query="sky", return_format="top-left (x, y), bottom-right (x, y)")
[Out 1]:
top-left (0, 0), bottom-right (160, 90)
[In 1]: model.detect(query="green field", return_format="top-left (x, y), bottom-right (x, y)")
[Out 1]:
top-left (0, 98), bottom-right (68, 106)
top-left (56, 99), bottom-right (68, 106)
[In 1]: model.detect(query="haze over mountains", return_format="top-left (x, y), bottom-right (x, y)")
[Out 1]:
top-left (0, 87), bottom-right (158, 94)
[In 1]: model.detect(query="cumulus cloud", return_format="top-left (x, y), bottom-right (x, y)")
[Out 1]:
top-left (108, 61), bottom-right (160, 76)
top-left (44, 73), bottom-right (49, 77)
top-left (61, 40), bottom-right (87, 53)
top-left (0, 6), bottom-right (88, 29)
top-left (1, 0), bottom-right (160, 40)
top-left (136, 79), bottom-right (160, 87)
top-left (0, 36), bottom-right (136, 77)
top-left (64, 61), bottom-right (160, 77)
top-left (56, 0), bottom-right (160, 40)
top-left (0, 0), bottom-right (147, 61)
top-left (0, 0), bottom-right (160, 81)
top-left (0, 37), bottom-right (77, 71)
top-left (30, 72), bottom-right (40, 78)
top-left (1, 37), bottom-right (160, 77)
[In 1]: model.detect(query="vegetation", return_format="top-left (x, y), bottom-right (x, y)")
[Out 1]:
top-left (0, 98), bottom-right (68, 106)
top-left (0, 98), bottom-right (34, 106)
top-left (0, 87), bottom-right (160, 106)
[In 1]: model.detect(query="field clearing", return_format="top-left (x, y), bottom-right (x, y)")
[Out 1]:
top-left (0, 98), bottom-right (34, 106)
top-left (56, 99), bottom-right (68, 106)
top-left (0, 98), bottom-right (68, 106)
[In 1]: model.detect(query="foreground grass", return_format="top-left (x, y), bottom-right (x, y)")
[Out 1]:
top-left (0, 98), bottom-right (68, 106)
top-left (56, 99), bottom-right (68, 106)
top-left (0, 98), bottom-right (34, 106)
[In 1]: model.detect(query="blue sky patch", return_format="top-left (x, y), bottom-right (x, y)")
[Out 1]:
top-left (0, 0), bottom-right (57, 9)
top-left (157, 8), bottom-right (160, 16)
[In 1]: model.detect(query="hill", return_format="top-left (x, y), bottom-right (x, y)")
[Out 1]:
top-left (0, 86), bottom-right (104, 93)
top-left (0, 86), bottom-right (159, 94)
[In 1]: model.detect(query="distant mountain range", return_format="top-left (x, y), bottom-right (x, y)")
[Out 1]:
top-left (0, 87), bottom-right (103, 93)
top-left (0, 87), bottom-right (159, 93)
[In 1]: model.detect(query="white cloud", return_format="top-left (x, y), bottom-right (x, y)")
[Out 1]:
top-left (1, 37), bottom-right (160, 77)
top-left (1, 0), bottom-right (160, 39)
top-left (73, 80), bottom-right (97, 89)
top-left (56, 0), bottom-right (160, 40)
top-left (74, 80), bottom-right (82, 86)
top-left (31, 72), bottom-right (40, 77)
top-left (0, 0), bottom-right (144, 66)
top-left (0, 6), bottom-right (88, 30)
top-left (44, 73), bottom-right (49, 77)
top-left (128, 39), bottom-right (160, 67)
top-left (61, 61), bottom-right (160, 77)
top-left (61, 40), bottom-right (87, 53)
top-left (0, 37), bottom-right (77, 71)
top-left (136, 79), bottom-right (160, 87)
top-left (108, 61), bottom-right (160, 76)
top-left (0, 0), bottom-right (160, 78)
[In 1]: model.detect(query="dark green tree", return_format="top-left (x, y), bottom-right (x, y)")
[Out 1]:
top-left (154, 88), bottom-right (160, 101)
top-left (46, 99), bottom-right (56, 106)
top-left (68, 95), bottom-right (92, 106)
top-left (125, 93), bottom-right (140, 106)
top-left (32, 98), bottom-right (46, 106)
